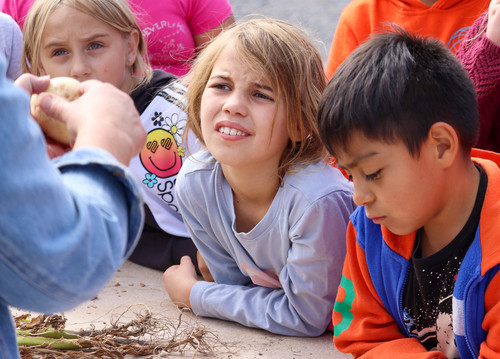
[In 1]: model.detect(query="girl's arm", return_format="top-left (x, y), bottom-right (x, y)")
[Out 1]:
top-left (184, 192), bottom-right (353, 336)
top-left (189, 0), bottom-right (235, 52)
top-left (193, 16), bottom-right (235, 51)
top-left (487, 0), bottom-right (500, 46)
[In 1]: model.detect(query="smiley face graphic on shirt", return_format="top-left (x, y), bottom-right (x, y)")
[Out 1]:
top-left (140, 128), bottom-right (182, 178)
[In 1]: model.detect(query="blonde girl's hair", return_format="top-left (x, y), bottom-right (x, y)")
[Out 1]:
top-left (184, 18), bottom-right (328, 182)
top-left (22, 0), bottom-right (152, 91)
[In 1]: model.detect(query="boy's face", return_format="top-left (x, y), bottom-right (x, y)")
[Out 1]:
top-left (336, 133), bottom-right (444, 236)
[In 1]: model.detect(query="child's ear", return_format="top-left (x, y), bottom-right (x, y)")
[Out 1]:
top-left (427, 122), bottom-right (459, 168)
top-left (126, 29), bottom-right (140, 66)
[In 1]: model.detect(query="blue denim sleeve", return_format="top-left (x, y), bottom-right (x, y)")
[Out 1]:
top-left (0, 58), bottom-right (144, 314)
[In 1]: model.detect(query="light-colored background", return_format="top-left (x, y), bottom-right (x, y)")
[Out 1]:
top-left (230, 0), bottom-right (350, 63)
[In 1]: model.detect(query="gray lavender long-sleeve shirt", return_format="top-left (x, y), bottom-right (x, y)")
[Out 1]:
top-left (176, 149), bottom-right (356, 336)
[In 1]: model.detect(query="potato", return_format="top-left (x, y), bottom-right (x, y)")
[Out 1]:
top-left (30, 77), bottom-right (81, 145)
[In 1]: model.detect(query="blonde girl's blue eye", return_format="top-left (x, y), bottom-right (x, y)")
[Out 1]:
top-left (89, 43), bottom-right (103, 50)
top-left (53, 49), bottom-right (68, 56)
top-left (214, 84), bottom-right (231, 91)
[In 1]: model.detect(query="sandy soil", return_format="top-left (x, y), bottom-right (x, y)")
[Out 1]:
top-left (13, 261), bottom-right (352, 358)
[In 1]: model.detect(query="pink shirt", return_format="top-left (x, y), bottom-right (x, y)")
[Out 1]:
top-left (132, 0), bottom-right (234, 77)
top-left (2, 0), bottom-right (233, 77)
top-left (1, 0), bottom-right (32, 27)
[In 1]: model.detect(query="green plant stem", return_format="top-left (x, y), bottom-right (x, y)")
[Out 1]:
top-left (16, 329), bottom-right (79, 339)
top-left (16, 335), bottom-right (88, 350)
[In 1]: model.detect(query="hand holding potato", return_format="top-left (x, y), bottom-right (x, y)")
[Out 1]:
top-left (30, 77), bottom-right (81, 146)
top-left (15, 74), bottom-right (145, 166)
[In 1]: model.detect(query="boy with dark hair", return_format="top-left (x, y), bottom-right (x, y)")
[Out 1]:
top-left (318, 27), bottom-right (500, 358)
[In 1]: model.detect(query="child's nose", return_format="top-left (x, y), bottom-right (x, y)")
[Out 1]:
top-left (352, 181), bottom-right (375, 207)
top-left (69, 55), bottom-right (91, 80)
top-left (222, 91), bottom-right (248, 117)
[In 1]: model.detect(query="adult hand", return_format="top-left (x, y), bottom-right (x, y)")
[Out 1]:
top-left (39, 80), bottom-right (146, 166)
top-left (14, 73), bottom-right (50, 95)
top-left (487, 0), bottom-right (500, 46)
top-left (15, 74), bottom-right (71, 158)
top-left (163, 256), bottom-right (198, 309)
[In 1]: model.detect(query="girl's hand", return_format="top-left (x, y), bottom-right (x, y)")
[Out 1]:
top-left (197, 251), bottom-right (214, 282)
top-left (163, 256), bottom-right (198, 309)
top-left (487, 0), bottom-right (500, 46)
top-left (40, 80), bottom-right (145, 166)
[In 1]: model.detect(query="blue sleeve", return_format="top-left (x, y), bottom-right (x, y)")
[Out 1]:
top-left (0, 57), bottom-right (144, 313)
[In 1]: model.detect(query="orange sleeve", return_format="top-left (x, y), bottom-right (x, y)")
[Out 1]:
top-left (478, 270), bottom-right (500, 357)
top-left (325, 16), bottom-right (360, 79)
top-left (333, 222), bottom-right (447, 358)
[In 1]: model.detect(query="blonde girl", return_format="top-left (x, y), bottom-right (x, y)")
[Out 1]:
top-left (23, 0), bottom-right (202, 273)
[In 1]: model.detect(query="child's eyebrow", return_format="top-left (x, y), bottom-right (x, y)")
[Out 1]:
top-left (43, 33), bottom-right (110, 48)
top-left (254, 83), bottom-right (273, 92)
top-left (339, 151), bottom-right (379, 169)
top-left (207, 75), bottom-right (273, 92)
top-left (208, 74), bottom-right (229, 81)
top-left (82, 33), bottom-right (111, 41)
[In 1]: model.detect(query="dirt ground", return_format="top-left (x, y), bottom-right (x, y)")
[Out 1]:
top-left (13, 261), bottom-right (352, 358)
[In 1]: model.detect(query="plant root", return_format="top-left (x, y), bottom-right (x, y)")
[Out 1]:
top-left (15, 305), bottom-right (232, 358)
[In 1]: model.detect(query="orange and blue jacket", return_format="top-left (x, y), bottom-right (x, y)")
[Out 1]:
top-left (333, 149), bottom-right (500, 358)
